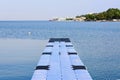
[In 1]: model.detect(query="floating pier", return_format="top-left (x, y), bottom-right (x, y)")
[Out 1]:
top-left (31, 38), bottom-right (93, 80)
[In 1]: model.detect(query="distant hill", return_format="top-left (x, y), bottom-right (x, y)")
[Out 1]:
top-left (76, 8), bottom-right (120, 21)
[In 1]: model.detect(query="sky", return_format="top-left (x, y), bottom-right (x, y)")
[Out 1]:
top-left (0, 0), bottom-right (120, 20)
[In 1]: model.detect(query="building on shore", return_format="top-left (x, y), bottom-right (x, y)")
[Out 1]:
top-left (50, 17), bottom-right (86, 21)
top-left (112, 19), bottom-right (120, 22)
top-left (74, 17), bottom-right (86, 21)
top-left (50, 18), bottom-right (66, 21)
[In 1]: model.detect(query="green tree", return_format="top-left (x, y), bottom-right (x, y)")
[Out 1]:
top-left (96, 12), bottom-right (106, 20)
top-left (66, 18), bottom-right (73, 20)
top-left (85, 14), bottom-right (96, 21)
top-left (106, 8), bottom-right (120, 20)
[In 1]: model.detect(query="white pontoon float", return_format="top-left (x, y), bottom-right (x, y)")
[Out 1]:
top-left (31, 38), bottom-right (93, 80)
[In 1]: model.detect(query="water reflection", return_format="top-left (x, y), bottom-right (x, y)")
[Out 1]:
top-left (0, 39), bottom-right (47, 80)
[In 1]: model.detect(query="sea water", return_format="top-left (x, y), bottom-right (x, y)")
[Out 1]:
top-left (0, 21), bottom-right (120, 80)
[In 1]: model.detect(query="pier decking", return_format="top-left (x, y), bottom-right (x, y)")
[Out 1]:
top-left (31, 38), bottom-right (92, 80)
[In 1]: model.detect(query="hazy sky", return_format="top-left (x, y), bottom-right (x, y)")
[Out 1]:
top-left (0, 0), bottom-right (120, 20)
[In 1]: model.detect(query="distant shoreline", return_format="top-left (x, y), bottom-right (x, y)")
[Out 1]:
top-left (49, 18), bottom-right (120, 22)
top-left (50, 8), bottom-right (120, 22)
top-left (49, 20), bottom-right (120, 22)
top-left (0, 19), bottom-right (119, 22)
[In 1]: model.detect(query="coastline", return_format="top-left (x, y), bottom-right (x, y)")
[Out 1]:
top-left (49, 20), bottom-right (120, 22)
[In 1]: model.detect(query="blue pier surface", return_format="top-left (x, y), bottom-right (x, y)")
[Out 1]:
top-left (31, 38), bottom-right (92, 80)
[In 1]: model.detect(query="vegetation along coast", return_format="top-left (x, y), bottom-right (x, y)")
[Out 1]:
top-left (50, 8), bottom-right (120, 22)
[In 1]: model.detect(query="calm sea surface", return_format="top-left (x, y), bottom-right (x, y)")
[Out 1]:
top-left (0, 21), bottom-right (120, 80)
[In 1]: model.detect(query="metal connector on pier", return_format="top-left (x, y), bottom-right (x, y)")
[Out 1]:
top-left (31, 38), bottom-right (93, 80)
